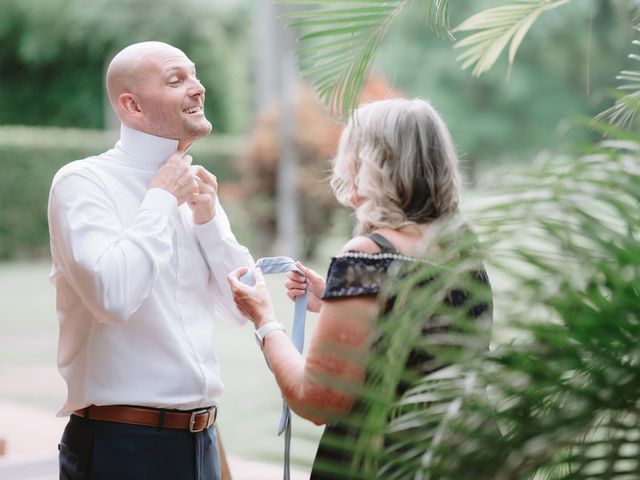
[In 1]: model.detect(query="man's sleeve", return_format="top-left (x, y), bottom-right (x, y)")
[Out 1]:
top-left (48, 172), bottom-right (178, 324)
top-left (192, 198), bottom-right (255, 326)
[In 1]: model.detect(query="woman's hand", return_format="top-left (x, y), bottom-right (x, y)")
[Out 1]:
top-left (285, 261), bottom-right (326, 313)
top-left (227, 267), bottom-right (276, 328)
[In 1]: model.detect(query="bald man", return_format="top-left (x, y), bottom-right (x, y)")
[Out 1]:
top-left (48, 42), bottom-right (253, 480)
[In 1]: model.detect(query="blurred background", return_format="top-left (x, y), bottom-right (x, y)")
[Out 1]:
top-left (0, 0), bottom-right (634, 478)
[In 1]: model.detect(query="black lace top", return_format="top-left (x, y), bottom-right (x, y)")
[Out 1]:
top-left (321, 250), bottom-right (491, 316)
top-left (310, 233), bottom-right (492, 480)
top-left (322, 252), bottom-right (399, 299)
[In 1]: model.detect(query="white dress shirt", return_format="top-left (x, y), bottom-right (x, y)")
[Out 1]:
top-left (48, 125), bottom-right (254, 416)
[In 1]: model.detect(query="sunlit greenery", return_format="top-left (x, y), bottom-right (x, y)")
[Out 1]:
top-left (284, 1), bottom-right (640, 479)
top-left (0, 0), bottom-right (251, 133)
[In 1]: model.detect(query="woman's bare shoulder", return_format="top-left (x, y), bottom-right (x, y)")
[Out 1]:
top-left (338, 235), bottom-right (381, 254)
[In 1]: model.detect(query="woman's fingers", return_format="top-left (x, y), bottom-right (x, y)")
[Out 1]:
top-left (228, 267), bottom-right (267, 291)
top-left (286, 270), bottom-right (306, 283)
top-left (295, 261), bottom-right (323, 283)
top-left (294, 261), bottom-right (312, 277)
top-left (253, 267), bottom-right (266, 287)
top-left (227, 267), bottom-right (249, 288)
top-left (285, 278), bottom-right (306, 289)
top-left (287, 288), bottom-right (307, 301)
top-left (285, 271), bottom-right (307, 300)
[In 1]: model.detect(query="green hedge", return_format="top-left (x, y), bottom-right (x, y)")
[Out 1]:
top-left (0, 126), bottom-right (244, 259)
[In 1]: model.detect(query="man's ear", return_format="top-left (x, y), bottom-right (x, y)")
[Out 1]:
top-left (119, 93), bottom-right (143, 118)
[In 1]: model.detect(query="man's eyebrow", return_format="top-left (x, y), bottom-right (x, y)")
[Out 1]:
top-left (164, 63), bottom-right (196, 74)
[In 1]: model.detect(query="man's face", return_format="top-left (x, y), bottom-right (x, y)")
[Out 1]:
top-left (135, 47), bottom-right (212, 144)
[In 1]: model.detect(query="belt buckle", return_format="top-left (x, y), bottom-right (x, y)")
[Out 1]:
top-left (189, 406), bottom-right (217, 433)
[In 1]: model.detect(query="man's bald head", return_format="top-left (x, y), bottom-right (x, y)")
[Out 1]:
top-left (106, 42), bottom-right (185, 116)
top-left (104, 41), bottom-right (211, 143)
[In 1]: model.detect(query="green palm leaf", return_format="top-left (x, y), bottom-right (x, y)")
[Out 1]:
top-left (452, 0), bottom-right (571, 77)
top-left (282, 0), bottom-right (458, 117)
top-left (334, 124), bottom-right (640, 479)
top-left (278, 3), bottom-right (640, 479)
top-left (281, 1), bottom-right (410, 117)
top-left (595, 39), bottom-right (640, 130)
top-left (426, 0), bottom-right (453, 37)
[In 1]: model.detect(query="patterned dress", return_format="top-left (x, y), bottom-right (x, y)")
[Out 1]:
top-left (309, 233), bottom-right (492, 479)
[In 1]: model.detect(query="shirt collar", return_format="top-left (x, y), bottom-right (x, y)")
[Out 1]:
top-left (115, 124), bottom-right (180, 170)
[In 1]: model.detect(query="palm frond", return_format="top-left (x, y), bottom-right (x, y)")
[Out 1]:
top-left (281, 1), bottom-right (411, 117)
top-left (452, 0), bottom-right (571, 77)
top-left (280, 3), bottom-right (640, 479)
top-left (595, 39), bottom-right (640, 131)
top-left (330, 126), bottom-right (640, 479)
top-left (282, 0), bottom-right (457, 117)
top-left (426, 0), bottom-right (453, 37)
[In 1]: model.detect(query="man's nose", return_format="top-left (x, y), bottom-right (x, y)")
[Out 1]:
top-left (189, 78), bottom-right (206, 96)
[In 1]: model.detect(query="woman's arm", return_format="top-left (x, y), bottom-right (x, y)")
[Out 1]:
top-left (228, 265), bottom-right (377, 424)
top-left (292, 295), bottom-right (377, 423)
top-left (227, 236), bottom-right (382, 424)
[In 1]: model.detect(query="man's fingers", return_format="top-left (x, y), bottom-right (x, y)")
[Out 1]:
top-left (193, 166), bottom-right (218, 187)
top-left (194, 176), bottom-right (215, 195)
top-left (188, 193), bottom-right (210, 205)
top-left (193, 177), bottom-right (209, 192)
top-left (167, 151), bottom-right (192, 167)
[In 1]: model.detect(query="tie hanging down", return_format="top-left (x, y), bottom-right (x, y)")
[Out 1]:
top-left (240, 256), bottom-right (308, 480)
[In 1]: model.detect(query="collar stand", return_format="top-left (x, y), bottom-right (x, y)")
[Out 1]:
top-left (116, 124), bottom-right (180, 170)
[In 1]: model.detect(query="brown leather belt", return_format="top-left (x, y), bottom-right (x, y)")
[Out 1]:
top-left (73, 404), bottom-right (217, 433)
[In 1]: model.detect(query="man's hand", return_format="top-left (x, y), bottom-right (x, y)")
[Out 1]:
top-left (188, 166), bottom-right (218, 225)
top-left (150, 150), bottom-right (197, 205)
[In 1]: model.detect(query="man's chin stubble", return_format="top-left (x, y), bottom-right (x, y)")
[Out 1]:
top-left (185, 121), bottom-right (212, 140)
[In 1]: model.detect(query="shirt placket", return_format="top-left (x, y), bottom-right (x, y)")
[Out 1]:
top-left (174, 210), bottom-right (209, 404)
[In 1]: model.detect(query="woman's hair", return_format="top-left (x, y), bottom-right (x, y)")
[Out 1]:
top-left (330, 98), bottom-right (461, 234)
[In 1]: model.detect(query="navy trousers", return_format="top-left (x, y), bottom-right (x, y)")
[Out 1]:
top-left (59, 414), bottom-right (221, 480)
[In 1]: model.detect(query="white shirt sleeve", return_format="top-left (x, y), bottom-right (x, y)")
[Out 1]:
top-left (192, 198), bottom-right (255, 326)
top-left (49, 172), bottom-right (178, 324)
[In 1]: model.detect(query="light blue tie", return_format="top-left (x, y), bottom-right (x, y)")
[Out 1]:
top-left (240, 256), bottom-right (308, 480)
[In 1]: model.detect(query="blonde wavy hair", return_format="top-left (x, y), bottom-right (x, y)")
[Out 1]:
top-left (331, 98), bottom-right (461, 234)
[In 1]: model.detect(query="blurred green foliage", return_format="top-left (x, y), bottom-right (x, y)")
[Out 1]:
top-left (2, 0), bottom-right (634, 168)
top-left (0, 127), bottom-right (244, 259)
top-left (2, 0), bottom-right (637, 262)
top-left (283, 1), bottom-right (640, 478)
top-left (344, 127), bottom-right (640, 480)
top-left (0, 0), bottom-right (251, 133)
top-left (375, 0), bottom-right (636, 171)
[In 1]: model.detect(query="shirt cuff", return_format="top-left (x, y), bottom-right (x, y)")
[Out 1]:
top-left (192, 213), bottom-right (227, 247)
top-left (141, 188), bottom-right (178, 217)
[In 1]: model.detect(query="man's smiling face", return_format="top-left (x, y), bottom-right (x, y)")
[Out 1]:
top-left (134, 45), bottom-right (212, 144)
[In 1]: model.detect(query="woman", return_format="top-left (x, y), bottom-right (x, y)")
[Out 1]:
top-left (227, 98), bottom-right (492, 478)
